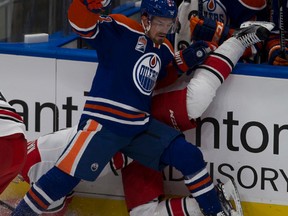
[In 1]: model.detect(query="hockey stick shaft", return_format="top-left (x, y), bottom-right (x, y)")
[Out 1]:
top-left (198, 0), bottom-right (203, 19)
top-left (278, 0), bottom-right (286, 58)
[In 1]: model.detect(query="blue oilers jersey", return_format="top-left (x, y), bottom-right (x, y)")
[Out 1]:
top-left (199, 0), bottom-right (267, 27)
top-left (68, 4), bottom-right (175, 136)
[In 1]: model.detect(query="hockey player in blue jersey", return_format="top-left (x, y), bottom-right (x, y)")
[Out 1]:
top-left (11, 0), bottom-right (232, 216)
top-left (11, 1), bottom-right (274, 216)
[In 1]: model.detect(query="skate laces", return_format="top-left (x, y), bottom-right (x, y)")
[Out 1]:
top-left (237, 32), bottom-right (261, 48)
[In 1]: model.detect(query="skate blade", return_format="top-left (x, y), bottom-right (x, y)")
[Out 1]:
top-left (222, 179), bottom-right (244, 216)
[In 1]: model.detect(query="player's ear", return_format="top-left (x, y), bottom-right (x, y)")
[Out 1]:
top-left (141, 14), bottom-right (149, 26)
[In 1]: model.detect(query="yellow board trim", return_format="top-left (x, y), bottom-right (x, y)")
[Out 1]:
top-left (242, 201), bottom-right (288, 216)
top-left (1, 181), bottom-right (288, 216)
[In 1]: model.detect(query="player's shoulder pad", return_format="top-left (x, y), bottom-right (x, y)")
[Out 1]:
top-left (110, 14), bottom-right (144, 33)
top-left (238, 0), bottom-right (266, 10)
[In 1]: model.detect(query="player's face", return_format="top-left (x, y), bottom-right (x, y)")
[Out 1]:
top-left (145, 16), bottom-right (175, 44)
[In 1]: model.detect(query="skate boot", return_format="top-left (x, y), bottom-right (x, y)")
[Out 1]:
top-left (215, 179), bottom-right (243, 216)
top-left (232, 21), bottom-right (275, 48)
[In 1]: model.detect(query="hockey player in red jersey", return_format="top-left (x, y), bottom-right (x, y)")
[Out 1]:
top-left (153, 22), bottom-right (275, 132)
top-left (0, 92), bottom-right (26, 195)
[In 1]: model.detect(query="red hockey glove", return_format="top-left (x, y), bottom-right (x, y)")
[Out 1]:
top-left (83, 0), bottom-right (112, 13)
top-left (190, 16), bottom-right (232, 45)
top-left (174, 40), bottom-right (214, 73)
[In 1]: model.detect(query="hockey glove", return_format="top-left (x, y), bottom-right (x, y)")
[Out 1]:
top-left (190, 16), bottom-right (231, 45)
top-left (265, 33), bottom-right (288, 66)
top-left (174, 40), bottom-right (214, 73)
top-left (273, 55), bottom-right (288, 66)
top-left (268, 45), bottom-right (288, 66)
top-left (83, 0), bottom-right (112, 13)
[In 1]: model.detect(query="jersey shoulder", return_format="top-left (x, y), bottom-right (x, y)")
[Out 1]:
top-left (110, 14), bottom-right (144, 33)
top-left (162, 38), bottom-right (175, 55)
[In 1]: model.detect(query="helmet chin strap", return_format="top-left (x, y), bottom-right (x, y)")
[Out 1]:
top-left (141, 19), bottom-right (151, 34)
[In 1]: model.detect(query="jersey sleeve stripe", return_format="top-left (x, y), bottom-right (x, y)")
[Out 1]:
top-left (0, 110), bottom-right (23, 123)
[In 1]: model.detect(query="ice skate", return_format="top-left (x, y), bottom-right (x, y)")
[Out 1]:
top-left (215, 179), bottom-right (243, 216)
top-left (233, 21), bottom-right (275, 48)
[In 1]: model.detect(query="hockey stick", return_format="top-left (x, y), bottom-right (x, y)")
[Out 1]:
top-left (0, 200), bottom-right (15, 212)
top-left (198, 0), bottom-right (203, 19)
top-left (278, 0), bottom-right (287, 58)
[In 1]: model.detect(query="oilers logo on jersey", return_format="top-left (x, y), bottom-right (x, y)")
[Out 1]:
top-left (201, 0), bottom-right (228, 24)
top-left (133, 53), bottom-right (161, 95)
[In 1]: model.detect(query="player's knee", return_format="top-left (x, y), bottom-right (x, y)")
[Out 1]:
top-left (162, 137), bottom-right (206, 176)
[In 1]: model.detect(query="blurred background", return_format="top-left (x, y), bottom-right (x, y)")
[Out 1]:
top-left (0, 0), bottom-right (136, 42)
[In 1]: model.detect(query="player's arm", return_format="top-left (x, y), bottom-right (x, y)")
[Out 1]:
top-left (266, 33), bottom-right (288, 66)
top-left (68, 0), bottom-right (111, 38)
top-left (173, 40), bottom-right (215, 73)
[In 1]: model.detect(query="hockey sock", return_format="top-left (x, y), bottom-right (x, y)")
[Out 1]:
top-left (184, 168), bottom-right (222, 215)
top-left (186, 37), bottom-right (245, 119)
top-left (12, 166), bottom-right (80, 215)
top-left (155, 196), bottom-right (203, 215)
top-left (160, 137), bottom-right (222, 215)
top-left (212, 37), bottom-right (246, 66)
top-left (130, 196), bottom-right (203, 216)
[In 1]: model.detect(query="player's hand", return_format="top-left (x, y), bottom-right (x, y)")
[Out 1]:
top-left (83, 0), bottom-right (112, 13)
top-left (268, 44), bottom-right (288, 66)
top-left (174, 40), bottom-right (214, 73)
top-left (190, 16), bottom-right (230, 45)
top-left (273, 55), bottom-right (288, 66)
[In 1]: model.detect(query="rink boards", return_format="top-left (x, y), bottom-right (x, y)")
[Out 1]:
top-left (0, 48), bottom-right (288, 215)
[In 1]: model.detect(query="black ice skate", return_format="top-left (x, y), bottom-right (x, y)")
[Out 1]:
top-left (215, 178), bottom-right (243, 216)
top-left (232, 21), bottom-right (275, 48)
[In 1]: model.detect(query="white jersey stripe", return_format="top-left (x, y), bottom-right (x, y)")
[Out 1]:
top-left (69, 20), bottom-right (97, 32)
top-left (191, 183), bottom-right (214, 197)
top-left (33, 184), bottom-right (54, 203)
top-left (85, 96), bottom-right (149, 114)
top-left (24, 195), bottom-right (43, 214)
top-left (184, 168), bottom-right (207, 184)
